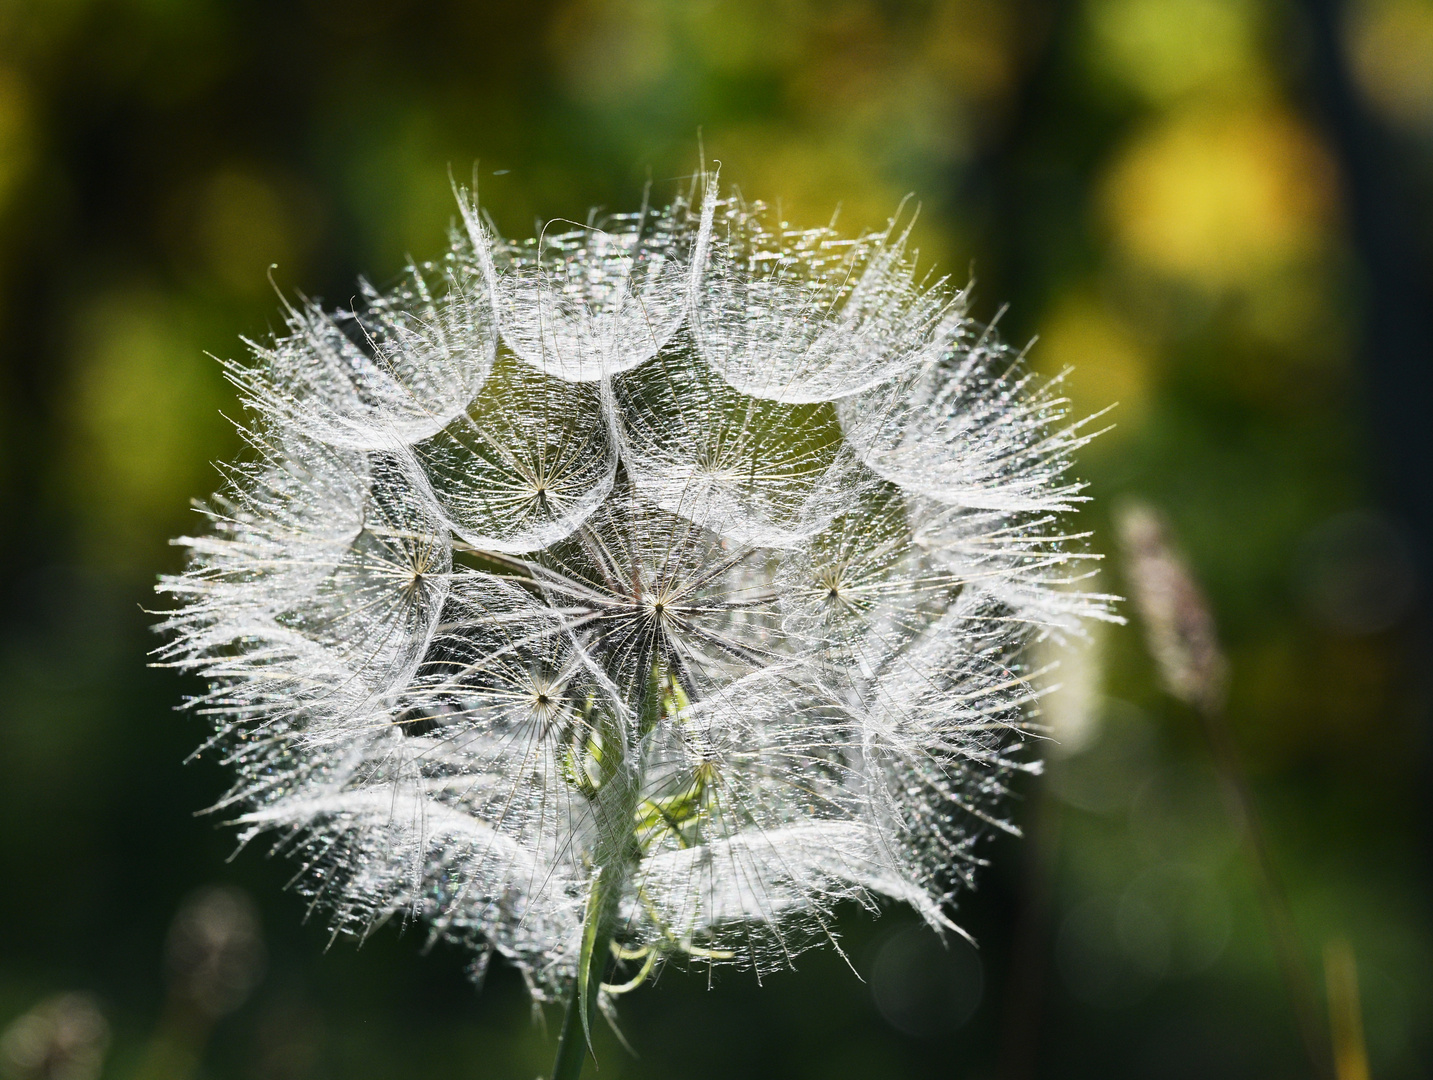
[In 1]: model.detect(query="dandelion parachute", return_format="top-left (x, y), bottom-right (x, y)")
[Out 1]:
top-left (156, 173), bottom-right (1116, 1012)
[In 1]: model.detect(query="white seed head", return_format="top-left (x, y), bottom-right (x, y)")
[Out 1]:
top-left (156, 174), bottom-right (1118, 1005)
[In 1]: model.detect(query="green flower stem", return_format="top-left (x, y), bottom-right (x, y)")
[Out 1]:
top-left (551, 650), bottom-right (666, 1080)
top-left (550, 931), bottom-right (611, 1080)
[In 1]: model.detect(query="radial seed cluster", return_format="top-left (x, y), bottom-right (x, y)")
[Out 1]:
top-left (157, 176), bottom-right (1114, 1004)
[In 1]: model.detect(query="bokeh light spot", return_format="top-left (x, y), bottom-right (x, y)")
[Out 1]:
top-left (193, 169), bottom-right (309, 295)
top-left (1102, 108), bottom-right (1336, 290)
top-left (65, 291), bottom-right (231, 564)
top-left (1085, 0), bottom-right (1264, 104)
top-left (1037, 293), bottom-right (1154, 435)
top-left (1347, 0), bottom-right (1433, 132)
top-left (1295, 509), bottom-right (1422, 636)
top-left (869, 923), bottom-right (983, 1038)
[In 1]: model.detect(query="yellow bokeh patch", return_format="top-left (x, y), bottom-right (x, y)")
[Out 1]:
top-left (1101, 107), bottom-right (1335, 290)
top-left (1035, 293), bottom-right (1154, 437)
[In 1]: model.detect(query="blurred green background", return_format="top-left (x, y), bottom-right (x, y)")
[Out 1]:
top-left (0, 1), bottom-right (1430, 1078)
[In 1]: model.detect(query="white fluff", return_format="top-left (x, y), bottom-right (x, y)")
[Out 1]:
top-left (156, 174), bottom-right (1117, 1006)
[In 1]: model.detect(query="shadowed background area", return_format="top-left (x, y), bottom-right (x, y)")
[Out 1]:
top-left (0, 1), bottom-right (1429, 1078)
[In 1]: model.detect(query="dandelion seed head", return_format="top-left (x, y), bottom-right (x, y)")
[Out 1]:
top-left (157, 172), bottom-right (1117, 1006)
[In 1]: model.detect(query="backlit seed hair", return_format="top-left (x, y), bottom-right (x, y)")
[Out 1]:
top-left (156, 172), bottom-right (1118, 1010)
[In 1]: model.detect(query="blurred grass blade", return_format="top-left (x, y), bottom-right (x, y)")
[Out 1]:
top-left (1324, 939), bottom-right (1371, 1080)
top-left (1117, 501), bottom-right (1331, 1080)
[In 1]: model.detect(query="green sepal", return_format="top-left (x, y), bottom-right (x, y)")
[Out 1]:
top-left (576, 864), bottom-right (607, 1047)
top-left (633, 761), bottom-right (718, 850)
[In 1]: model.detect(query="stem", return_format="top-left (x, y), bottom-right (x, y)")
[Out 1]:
top-left (550, 656), bottom-right (664, 1079)
top-left (550, 936), bottom-right (610, 1080)
top-left (1195, 700), bottom-right (1331, 1080)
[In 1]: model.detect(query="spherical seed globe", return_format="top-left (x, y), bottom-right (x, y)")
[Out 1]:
top-left (157, 173), bottom-right (1116, 1012)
